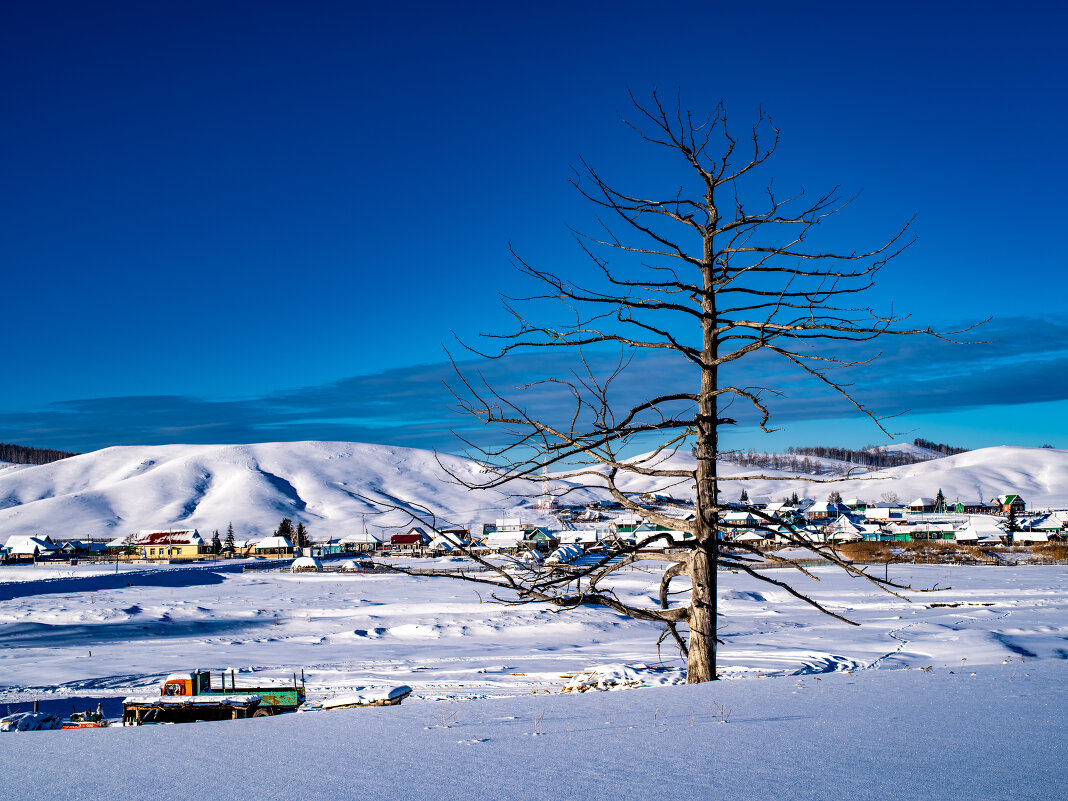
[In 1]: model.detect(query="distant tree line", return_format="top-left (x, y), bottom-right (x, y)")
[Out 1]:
top-left (722, 451), bottom-right (831, 474)
top-left (0, 443), bottom-right (79, 465)
top-left (724, 438), bottom-right (969, 473)
top-left (910, 438), bottom-right (969, 456)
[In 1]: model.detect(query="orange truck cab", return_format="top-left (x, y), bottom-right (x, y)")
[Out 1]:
top-left (161, 671), bottom-right (208, 696)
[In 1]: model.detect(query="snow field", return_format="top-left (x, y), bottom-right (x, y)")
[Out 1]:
top-left (0, 663), bottom-right (1064, 801)
top-left (1, 562), bottom-right (1065, 705)
top-left (0, 560), bottom-right (1066, 799)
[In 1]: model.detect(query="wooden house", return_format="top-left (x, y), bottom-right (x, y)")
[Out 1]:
top-left (251, 535), bottom-right (294, 556)
top-left (992, 494), bottom-right (1026, 516)
top-left (391, 528), bottom-right (431, 551)
top-left (3, 535), bottom-right (61, 560)
top-left (108, 530), bottom-right (209, 560)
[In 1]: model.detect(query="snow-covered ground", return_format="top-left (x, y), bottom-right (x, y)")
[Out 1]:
top-left (1, 441), bottom-right (1067, 543)
top-left (2, 560), bottom-right (1066, 705)
top-left (0, 559), bottom-right (1065, 798)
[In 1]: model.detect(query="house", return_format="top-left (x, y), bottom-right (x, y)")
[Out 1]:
top-left (907, 497), bottom-right (936, 513)
top-left (864, 506), bottom-right (905, 524)
top-left (3, 535), bottom-right (61, 560)
top-left (391, 527), bottom-right (431, 551)
top-left (732, 531), bottom-right (768, 546)
top-left (1033, 511), bottom-right (1068, 534)
top-left (1012, 530), bottom-right (1048, 544)
top-left (427, 529), bottom-right (469, 554)
top-left (955, 501), bottom-right (993, 515)
top-left (252, 535), bottom-right (294, 556)
top-left (954, 517), bottom-right (1005, 544)
top-left (309, 539), bottom-right (345, 558)
top-left (723, 511), bottom-right (760, 527)
top-left (991, 494), bottom-right (1026, 516)
top-left (558, 529), bottom-right (607, 546)
top-left (340, 532), bottom-right (383, 552)
top-left (57, 540), bottom-right (108, 556)
top-left (825, 516), bottom-right (863, 542)
top-left (805, 501), bottom-right (848, 521)
top-left (107, 530), bottom-right (209, 560)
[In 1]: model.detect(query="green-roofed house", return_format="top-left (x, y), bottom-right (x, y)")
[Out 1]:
top-left (991, 494), bottom-right (1026, 516)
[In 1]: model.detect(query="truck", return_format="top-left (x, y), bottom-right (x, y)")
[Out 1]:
top-left (160, 669), bottom-right (305, 714)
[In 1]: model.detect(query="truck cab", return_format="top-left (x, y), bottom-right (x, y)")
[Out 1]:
top-left (161, 670), bottom-right (211, 696)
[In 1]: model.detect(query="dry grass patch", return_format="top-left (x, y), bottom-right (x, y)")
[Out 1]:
top-left (1031, 542), bottom-right (1068, 561)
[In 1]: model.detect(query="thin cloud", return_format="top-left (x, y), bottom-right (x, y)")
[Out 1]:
top-left (1, 316), bottom-right (1065, 452)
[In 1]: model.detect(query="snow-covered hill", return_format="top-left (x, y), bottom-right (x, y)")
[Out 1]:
top-left (0, 442), bottom-right (595, 542)
top-left (0, 441), bottom-right (1064, 541)
top-left (634, 445), bottom-right (1068, 507)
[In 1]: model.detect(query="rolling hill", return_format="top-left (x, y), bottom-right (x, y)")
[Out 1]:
top-left (0, 441), bottom-right (1064, 542)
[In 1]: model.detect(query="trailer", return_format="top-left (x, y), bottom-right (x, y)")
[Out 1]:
top-left (123, 695), bottom-right (262, 726)
top-left (159, 669), bottom-right (305, 714)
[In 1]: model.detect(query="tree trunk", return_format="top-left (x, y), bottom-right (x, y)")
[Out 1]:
top-left (686, 201), bottom-right (720, 683)
top-left (686, 541), bottom-right (717, 682)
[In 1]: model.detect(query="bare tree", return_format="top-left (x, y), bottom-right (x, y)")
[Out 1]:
top-left (377, 93), bottom-right (972, 683)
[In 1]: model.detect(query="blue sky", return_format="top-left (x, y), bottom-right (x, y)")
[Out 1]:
top-left (2, 1), bottom-right (1066, 454)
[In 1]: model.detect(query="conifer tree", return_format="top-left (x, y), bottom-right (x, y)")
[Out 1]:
top-left (276, 518), bottom-right (295, 542)
top-left (1005, 506), bottom-right (1019, 534)
top-left (934, 488), bottom-right (946, 513)
top-left (295, 522), bottom-right (310, 549)
top-left (211, 530), bottom-right (222, 554)
top-left (225, 522), bottom-right (236, 553)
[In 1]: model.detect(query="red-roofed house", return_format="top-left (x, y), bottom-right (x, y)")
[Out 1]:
top-left (390, 527), bottom-right (431, 551)
top-left (107, 530), bottom-right (208, 560)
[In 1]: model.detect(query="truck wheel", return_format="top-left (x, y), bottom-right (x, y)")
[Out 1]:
top-left (253, 708), bottom-right (272, 717)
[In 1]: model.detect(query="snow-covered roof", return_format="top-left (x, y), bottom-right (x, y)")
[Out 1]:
top-left (806, 502), bottom-right (846, 514)
top-left (3, 535), bottom-right (60, 556)
top-left (339, 533), bottom-right (382, 544)
top-left (826, 517), bottom-right (862, 535)
top-left (1013, 530), bottom-right (1048, 543)
top-left (733, 531), bottom-right (765, 543)
top-left (486, 530), bottom-right (525, 546)
top-left (116, 530), bottom-right (203, 547)
top-left (546, 544), bottom-right (584, 564)
top-left (254, 536), bottom-right (293, 549)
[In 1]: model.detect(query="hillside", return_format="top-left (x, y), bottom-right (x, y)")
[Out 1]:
top-left (0, 441), bottom-right (1064, 542)
top-left (625, 445), bottom-right (1068, 507)
top-left (0, 442), bottom-right (597, 542)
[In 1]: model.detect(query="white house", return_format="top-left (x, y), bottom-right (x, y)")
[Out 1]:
top-left (252, 535), bottom-right (294, 555)
top-left (3, 535), bottom-right (60, 559)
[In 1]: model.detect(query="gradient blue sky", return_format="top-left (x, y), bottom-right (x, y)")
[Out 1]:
top-left (3, 0), bottom-right (1066, 454)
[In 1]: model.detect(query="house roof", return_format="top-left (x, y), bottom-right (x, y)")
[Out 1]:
top-left (806, 502), bottom-right (846, 514)
top-left (391, 533), bottom-right (427, 545)
top-left (126, 530), bottom-right (202, 547)
top-left (339, 533), bottom-right (383, 544)
top-left (254, 535), bottom-right (293, 549)
top-left (3, 535), bottom-right (60, 555)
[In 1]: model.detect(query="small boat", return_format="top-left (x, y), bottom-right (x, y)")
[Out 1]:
top-left (322, 686), bottom-right (413, 709)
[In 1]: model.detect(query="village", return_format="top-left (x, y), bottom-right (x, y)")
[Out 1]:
top-left (3, 489), bottom-right (1065, 567)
